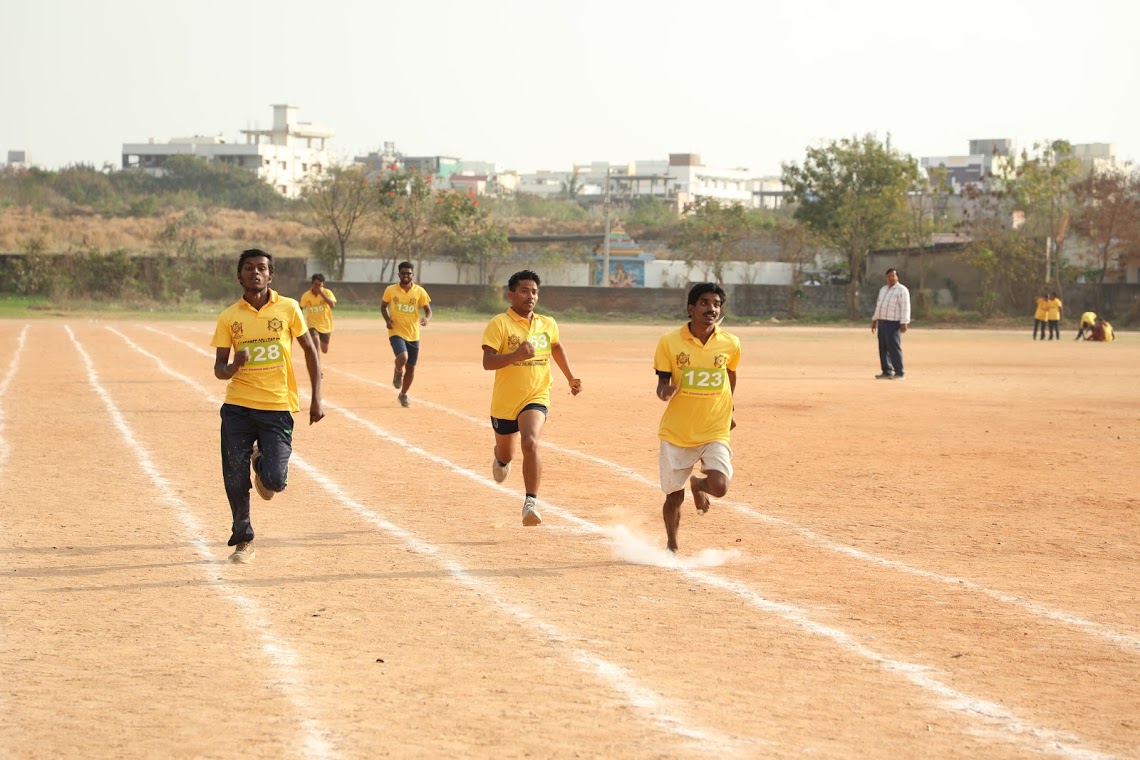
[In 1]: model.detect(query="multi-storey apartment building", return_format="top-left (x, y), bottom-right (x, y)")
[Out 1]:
top-left (121, 104), bottom-right (334, 198)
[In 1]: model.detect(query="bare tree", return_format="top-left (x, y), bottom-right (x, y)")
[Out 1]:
top-left (301, 166), bottom-right (378, 279)
top-left (1071, 166), bottom-right (1140, 284)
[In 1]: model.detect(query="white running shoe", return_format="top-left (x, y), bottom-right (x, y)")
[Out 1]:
top-left (229, 541), bottom-right (256, 564)
top-left (521, 497), bottom-right (542, 527)
top-left (492, 455), bottom-right (511, 483)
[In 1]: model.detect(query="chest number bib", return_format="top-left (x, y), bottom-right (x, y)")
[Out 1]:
top-left (395, 302), bottom-right (417, 314)
top-left (240, 340), bottom-right (284, 368)
top-left (680, 367), bottom-right (726, 394)
top-left (529, 331), bottom-right (552, 356)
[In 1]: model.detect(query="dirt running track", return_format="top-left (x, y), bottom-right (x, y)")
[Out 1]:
top-left (0, 316), bottom-right (1137, 759)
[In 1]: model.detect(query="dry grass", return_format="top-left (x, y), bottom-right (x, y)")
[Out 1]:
top-left (0, 206), bottom-right (314, 257)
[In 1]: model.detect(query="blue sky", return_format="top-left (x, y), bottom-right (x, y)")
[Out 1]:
top-left (3, 0), bottom-right (1136, 175)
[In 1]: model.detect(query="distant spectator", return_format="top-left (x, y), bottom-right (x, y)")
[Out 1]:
top-left (1045, 292), bottom-right (1063, 340)
top-left (1075, 311), bottom-right (1097, 341)
top-left (1033, 292), bottom-right (1049, 340)
top-left (1087, 317), bottom-right (1115, 342)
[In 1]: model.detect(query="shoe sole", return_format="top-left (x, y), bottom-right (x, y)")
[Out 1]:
top-left (393, 370), bottom-right (403, 387)
top-left (229, 550), bottom-right (256, 564)
top-left (492, 460), bottom-right (510, 483)
top-left (522, 509), bottom-right (542, 527)
top-left (252, 451), bottom-right (274, 500)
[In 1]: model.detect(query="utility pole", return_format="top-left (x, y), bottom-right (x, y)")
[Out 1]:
top-left (602, 170), bottom-right (611, 287)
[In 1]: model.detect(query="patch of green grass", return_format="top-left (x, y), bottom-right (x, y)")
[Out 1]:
top-left (0, 296), bottom-right (51, 317)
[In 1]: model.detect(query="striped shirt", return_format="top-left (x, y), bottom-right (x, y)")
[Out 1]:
top-left (873, 283), bottom-right (911, 324)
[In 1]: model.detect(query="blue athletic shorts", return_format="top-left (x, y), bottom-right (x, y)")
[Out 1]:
top-left (389, 336), bottom-right (420, 366)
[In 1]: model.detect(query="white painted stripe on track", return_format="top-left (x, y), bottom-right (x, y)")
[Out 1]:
top-left (325, 364), bottom-right (1140, 656)
top-left (148, 326), bottom-right (1112, 760)
top-left (117, 326), bottom-right (757, 756)
top-left (305, 397), bottom-right (1115, 760)
top-left (0, 325), bottom-right (27, 755)
top-left (0, 325), bottom-right (29, 470)
top-left (67, 326), bottom-right (340, 760)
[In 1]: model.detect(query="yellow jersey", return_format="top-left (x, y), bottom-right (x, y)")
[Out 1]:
top-left (1034, 297), bottom-right (1049, 320)
top-left (1080, 311), bottom-right (1098, 328)
top-left (1046, 297), bottom-right (1062, 321)
top-left (481, 309), bottom-right (561, 420)
top-left (211, 290), bottom-right (308, 412)
top-left (654, 323), bottom-right (741, 448)
top-left (300, 288), bottom-right (337, 334)
top-left (383, 283), bottom-right (431, 341)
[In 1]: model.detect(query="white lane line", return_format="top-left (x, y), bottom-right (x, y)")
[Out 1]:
top-left (326, 364), bottom-right (1140, 656)
top-left (146, 326), bottom-right (1112, 760)
top-left (116, 325), bottom-right (754, 756)
top-left (67, 326), bottom-right (339, 760)
top-left (0, 325), bottom-right (28, 754)
top-left (0, 325), bottom-right (29, 470)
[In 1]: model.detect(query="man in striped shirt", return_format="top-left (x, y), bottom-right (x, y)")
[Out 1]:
top-left (870, 268), bottom-right (911, 380)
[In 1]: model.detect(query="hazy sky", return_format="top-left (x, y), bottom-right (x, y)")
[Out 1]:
top-left (4, 0), bottom-right (1137, 176)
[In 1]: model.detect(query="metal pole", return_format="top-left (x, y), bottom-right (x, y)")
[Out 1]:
top-left (1045, 236), bottom-right (1052, 284)
top-left (602, 171), bottom-right (611, 287)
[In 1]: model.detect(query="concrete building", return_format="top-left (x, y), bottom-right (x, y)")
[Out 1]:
top-left (968, 139), bottom-right (1015, 176)
top-left (920, 155), bottom-right (986, 192)
top-left (121, 104), bottom-right (334, 198)
top-left (5, 150), bottom-right (31, 169)
top-left (514, 153), bottom-right (784, 211)
top-left (1071, 143), bottom-right (1118, 176)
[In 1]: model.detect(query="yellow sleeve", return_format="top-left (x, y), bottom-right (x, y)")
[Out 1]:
top-left (289, 301), bottom-right (308, 336)
top-left (481, 317), bottom-right (504, 351)
top-left (211, 315), bottom-right (233, 349)
top-left (727, 337), bottom-right (742, 372)
top-left (653, 335), bottom-right (673, 374)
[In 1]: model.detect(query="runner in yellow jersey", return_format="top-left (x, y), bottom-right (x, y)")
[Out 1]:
top-left (299, 273), bottom-right (337, 354)
top-left (1032, 292), bottom-right (1049, 340)
top-left (1045, 291), bottom-right (1063, 341)
top-left (211, 249), bottom-right (325, 564)
top-left (481, 270), bottom-right (582, 527)
top-left (381, 261), bottom-right (432, 408)
top-left (654, 283), bottom-right (741, 552)
top-left (1076, 311), bottom-right (1097, 341)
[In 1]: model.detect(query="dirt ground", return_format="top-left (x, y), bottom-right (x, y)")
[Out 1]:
top-left (0, 316), bottom-right (1137, 759)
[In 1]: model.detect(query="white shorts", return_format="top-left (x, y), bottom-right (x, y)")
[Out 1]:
top-left (658, 440), bottom-right (734, 494)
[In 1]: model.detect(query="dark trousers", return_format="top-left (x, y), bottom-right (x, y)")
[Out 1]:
top-left (220, 404), bottom-right (294, 546)
top-left (1047, 320), bottom-right (1060, 339)
top-left (1033, 319), bottom-right (1047, 339)
top-left (877, 320), bottom-right (904, 376)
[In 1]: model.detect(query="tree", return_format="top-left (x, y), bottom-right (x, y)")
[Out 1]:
top-left (374, 168), bottom-right (441, 281)
top-left (672, 198), bottom-right (764, 285)
top-left (782, 135), bottom-right (919, 319)
top-left (560, 168), bottom-right (585, 200)
top-left (436, 190), bottom-right (511, 284)
top-left (906, 165), bottom-right (953, 317)
top-left (958, 140), bottom-right (1081, 312)
top-left (1005, 140), bottom-right (1080, 293)
top-left (770, 220), bottom-right (817, 317)
top-left (1071, 167), bottom-right (1140, 285)
top-left (159, 155), bottom-right (284, 212)
top-left (301, 166), bottom-right (378, 279)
